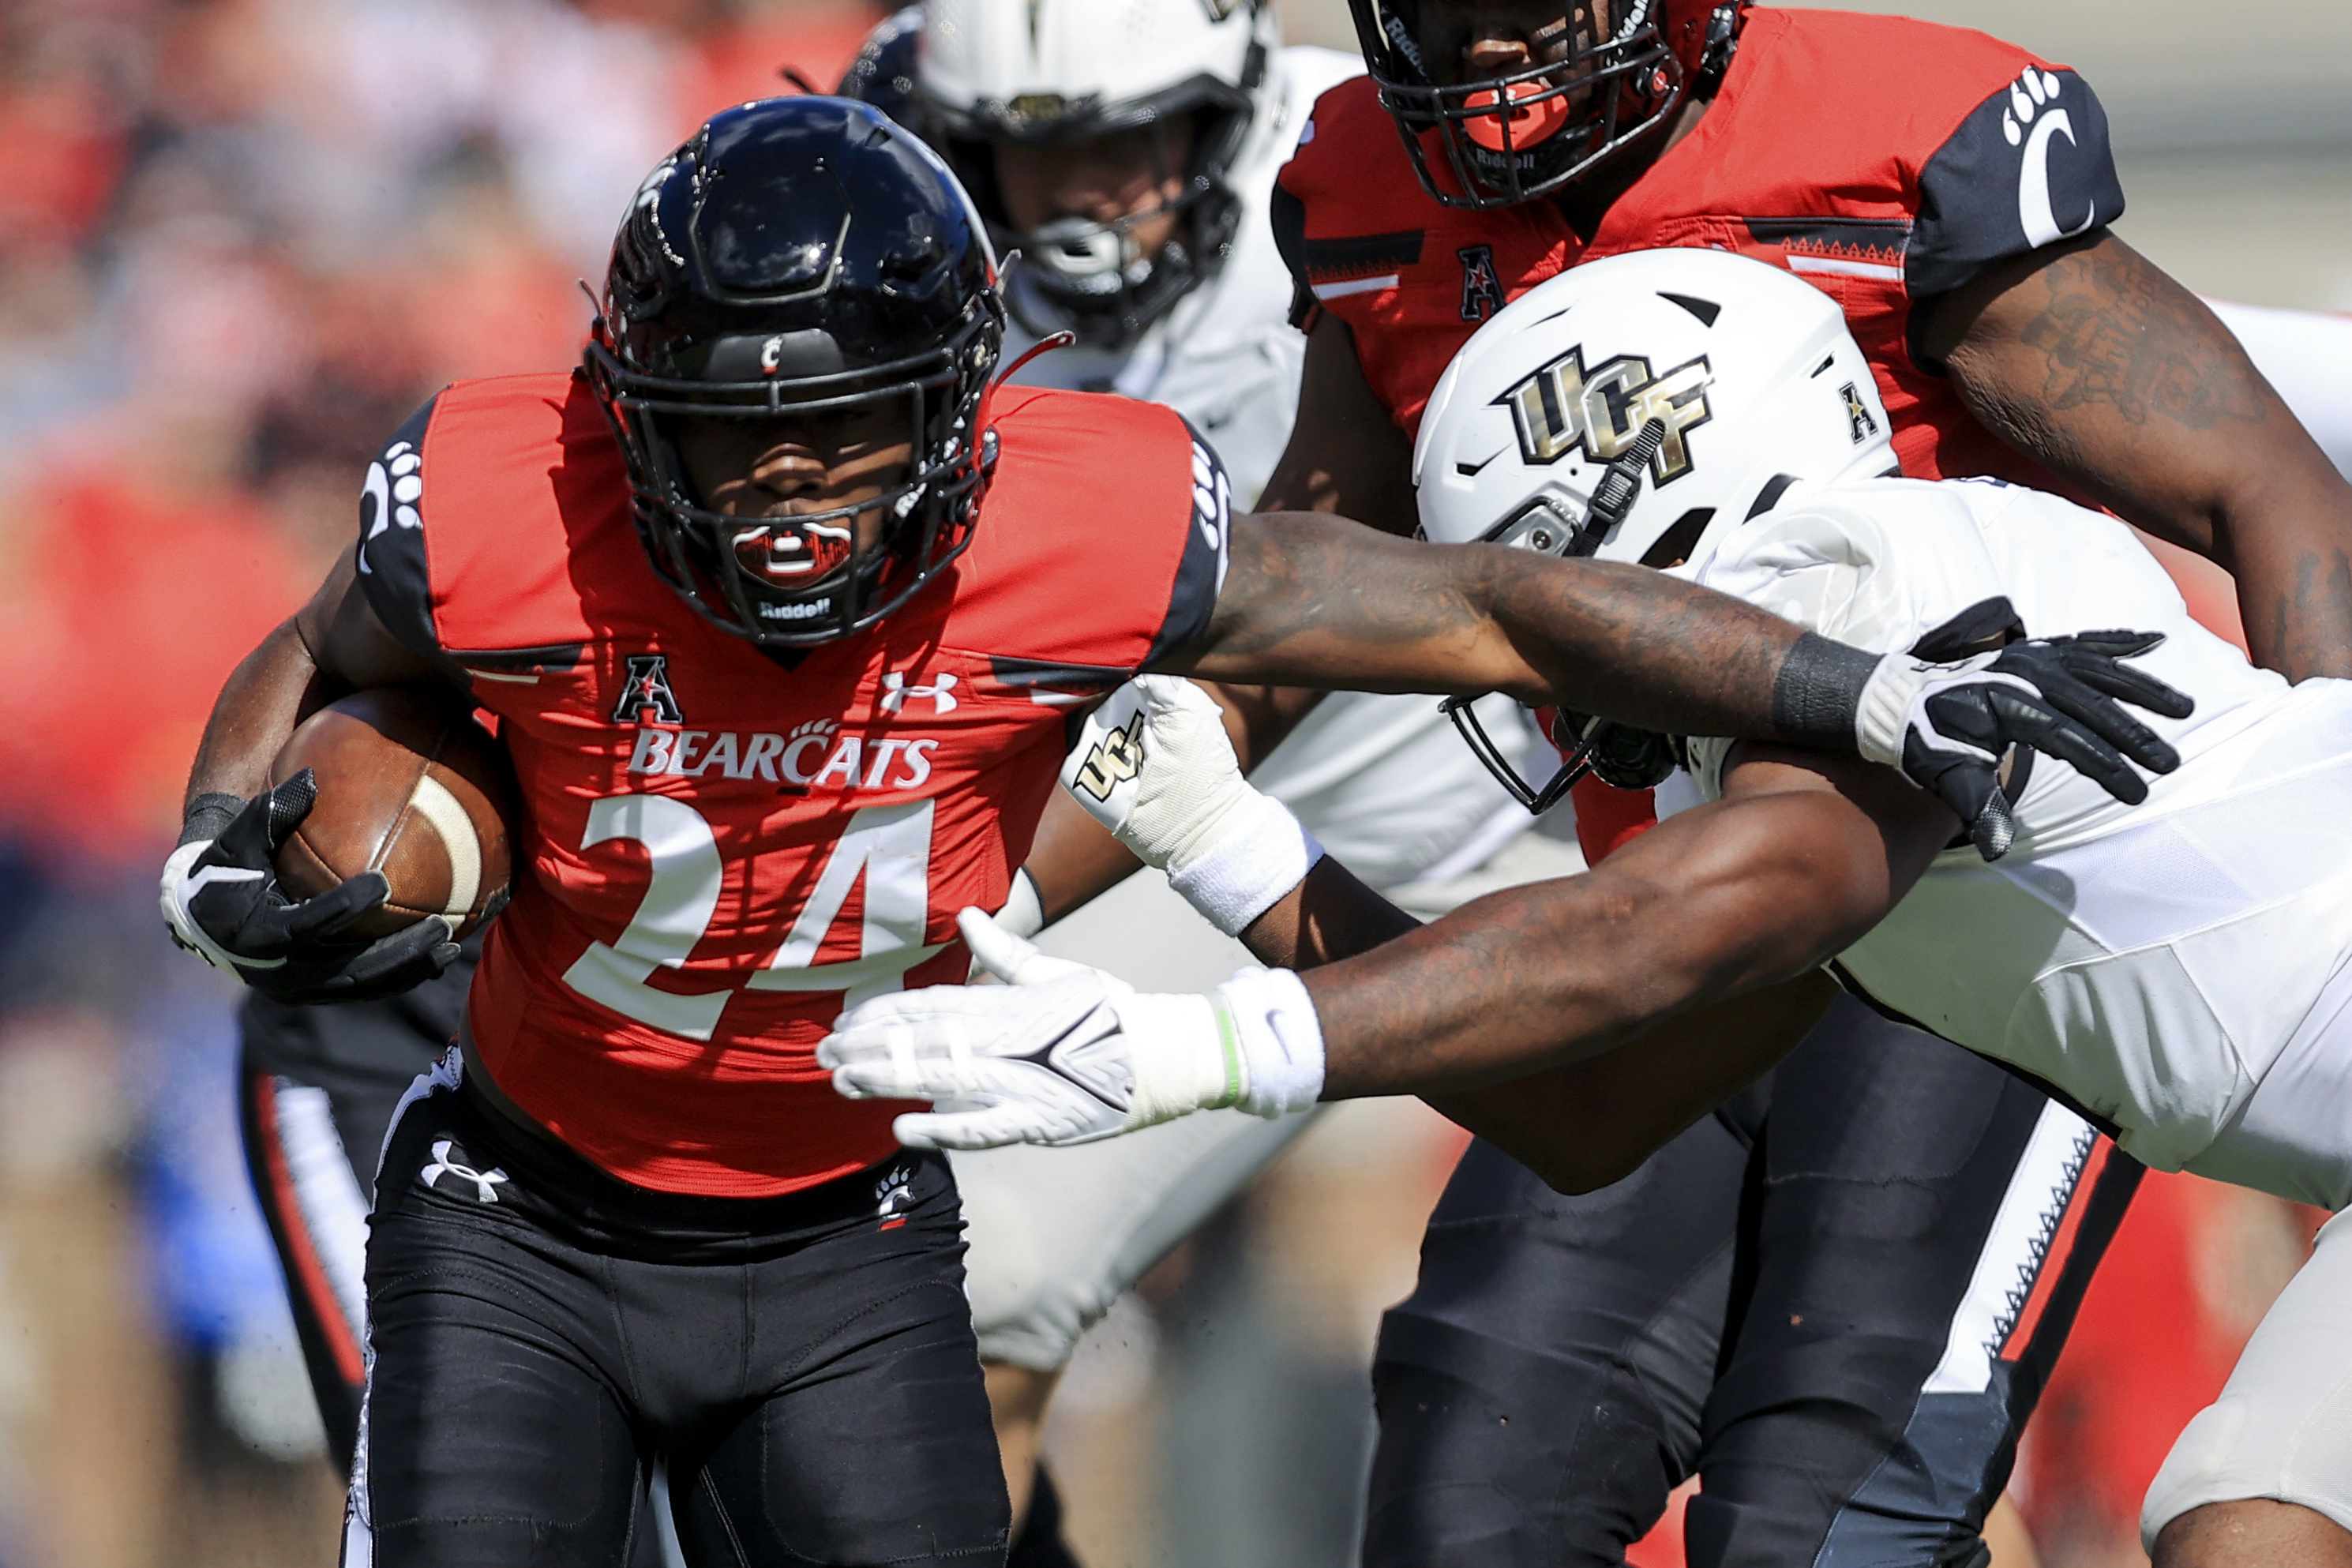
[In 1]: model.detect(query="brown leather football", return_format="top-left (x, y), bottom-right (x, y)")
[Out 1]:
top-left (270, 689), bottom-right (516, 941)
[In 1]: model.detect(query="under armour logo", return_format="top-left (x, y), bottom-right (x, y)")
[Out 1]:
top-left (1457, 245), bottom-right (1505, 323)
top-left (880, 670), bottom-right (958, 715)
top-left (612, 653), bottom-right (686, 726)
top-left (418, 1139), bottom-right (509, 1204)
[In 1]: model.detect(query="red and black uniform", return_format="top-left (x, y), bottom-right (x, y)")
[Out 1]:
top-left (341, 370), bottom-right (1226, 1567)
top-left (1276, 15), bottom-right (2142, 1566)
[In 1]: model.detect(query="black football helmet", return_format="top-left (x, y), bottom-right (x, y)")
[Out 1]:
top-left (1349, 0), bottom-right (1744, 210)
top-left (584, 96), bottom-right (1006, 647)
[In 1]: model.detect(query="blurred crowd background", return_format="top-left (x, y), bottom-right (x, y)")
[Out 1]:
top-left (0, 0), bottom-right (2343, 1564)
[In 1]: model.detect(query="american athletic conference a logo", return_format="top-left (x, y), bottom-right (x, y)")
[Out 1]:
top-left (612, 653), bottom-right (686, 725)
top-left (1458, 245), bottom-right (1505, 322)
top-left (1497, 347), bottom-right (1713, 484)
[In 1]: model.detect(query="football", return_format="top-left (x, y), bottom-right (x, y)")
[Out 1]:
top-left (269, 688), bottom-right (517, 941)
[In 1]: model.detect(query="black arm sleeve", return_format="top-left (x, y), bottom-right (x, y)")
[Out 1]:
top-left (354, 395), bottom-right (469, 685)
top-left (1906, 69), bottom-right (2125, 357)
top-left (1142, 418), bottom-right (1236, 669)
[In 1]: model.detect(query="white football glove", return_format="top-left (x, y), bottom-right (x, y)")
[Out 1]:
top-left (1060, 675), bottom-right (1322, 936)
top-left (820, 907), bottom-right (1325, 1150)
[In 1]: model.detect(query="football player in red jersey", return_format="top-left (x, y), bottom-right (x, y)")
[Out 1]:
top-left (991, 3), bottom-right (2352, 1566)
top-left (158, 97), bottom-right (2175, 1567)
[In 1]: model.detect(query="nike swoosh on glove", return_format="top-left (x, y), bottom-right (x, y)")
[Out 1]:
top-left (1060, 676), bottom-right (1321, 936)
top-left (1854, 598), bottom-right (2193, 860)
top-left (820, 908), bottom-right (1322, 1150)
top-left (160, 771), bottom-right (460, 1003)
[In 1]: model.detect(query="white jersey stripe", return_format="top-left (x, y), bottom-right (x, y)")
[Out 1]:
top-left (1785, 253), bottom-right (1904, 282)
top-left (271, 1082), bottom-right (371, 1350)
top-left (1311, 273), bottom-right (1400, 301)
top-left (1922, 1102), bottom-right (2097, 1395)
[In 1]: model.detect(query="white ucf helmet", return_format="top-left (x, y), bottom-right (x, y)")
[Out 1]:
top-left (917, 0), bottom-right (1277, 351)
top-left (1413, 247), bottom-right (1898, 806)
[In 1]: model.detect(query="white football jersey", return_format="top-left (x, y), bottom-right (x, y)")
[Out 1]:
top-left (1001, 44), bottom-right (1360, 505)
top-left (1682, 477), bottom-right (2352, 1203)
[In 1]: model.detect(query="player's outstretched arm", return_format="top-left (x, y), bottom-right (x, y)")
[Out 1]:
top-left (163, 548), bottom-right (464, 1003)
top-left (1156, 512), bottom-right (2189, 853)
top-left (822, 745), bottom-right (1955, 1151)
top-left (1297, 746), bottom-right (1949, 1095)
top-left (1926, 229), bottom-right (2352, 682)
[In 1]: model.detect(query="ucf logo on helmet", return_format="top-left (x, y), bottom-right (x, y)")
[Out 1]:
top-left (1499, 347), bottom-right (1713, 484)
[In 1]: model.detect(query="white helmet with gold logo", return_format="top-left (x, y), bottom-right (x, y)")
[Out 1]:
top-left (1414, 247), bottom-right (1897, 576)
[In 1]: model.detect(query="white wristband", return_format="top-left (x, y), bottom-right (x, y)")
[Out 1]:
top-left (1116, 991), bottom-right (1240, 1129)
top-left (1211, 965), bottom-right (1326, 1118)
top-left (1165, 793), bottom-right (1325, 938)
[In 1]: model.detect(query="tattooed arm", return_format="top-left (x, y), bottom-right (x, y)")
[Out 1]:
top-left (1299, 745), bottom-right (1945, 1093)
top-left (1155, 509), bottom-right (1866, 743)
top-left (1922, 229), bottom-right (2352, 681)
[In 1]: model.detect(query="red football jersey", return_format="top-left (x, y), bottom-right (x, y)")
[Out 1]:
top-left (358, 373), bottom-right (1229, 1196)
top-left (1274, 8), bottom-right (2125, 859)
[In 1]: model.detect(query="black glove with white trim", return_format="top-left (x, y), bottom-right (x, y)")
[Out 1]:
top-left (159, 771), bottom-right (459, 1003)
top-left (1853, 599), bottom-right (2193, 860)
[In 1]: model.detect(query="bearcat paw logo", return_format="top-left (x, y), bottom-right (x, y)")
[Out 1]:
top-left (358, 441), bottom-right (425, 572)
top-left (1999, 67), bottom-right (2068, 145)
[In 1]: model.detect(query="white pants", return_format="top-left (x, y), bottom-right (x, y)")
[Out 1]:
top-left (2143, 1206), bottom-right (2352, 1547)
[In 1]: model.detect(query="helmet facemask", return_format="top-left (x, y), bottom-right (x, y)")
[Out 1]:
top-left (996, 121), bottom-right (1240, 352)
top-left (932, 70), bottom-right (1260, 352)
top-left (1348, 0), bottom-right (1684, 210)
top-left (586, 303), bottom-right (1003, 647)
top-left (1437, 425), bottom-right (1684, 808)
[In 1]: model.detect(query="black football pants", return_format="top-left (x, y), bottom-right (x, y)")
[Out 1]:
top-left (343, 1060), bottom-right (1010, 1568)
top-left (1363, 994), bottom-right (2143, 1568)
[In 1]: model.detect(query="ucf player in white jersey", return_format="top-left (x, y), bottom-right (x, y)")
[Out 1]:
top-left (827, 249), bottom-right (2352, 1568)
top-left (841, 0), bottom-right (1553, 1539)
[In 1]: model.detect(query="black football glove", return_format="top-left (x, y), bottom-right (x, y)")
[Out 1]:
top-left (159, 770), bottom-right (460, 1003)
top-left (1856, 598), bottom-right (2194, 861)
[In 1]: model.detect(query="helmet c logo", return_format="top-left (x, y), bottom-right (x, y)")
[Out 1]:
top-left (1498, 347), bottom-right (1713, 484)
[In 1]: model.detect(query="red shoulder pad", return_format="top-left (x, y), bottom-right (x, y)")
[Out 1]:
top-left (419, 373), bottom-right (642, 658)
top-left (1712, 10), bottom-right (2054, 197)
top-left (1279, 76), bottom-right (1416, 217)
top-left (948, 385), bottom-right (1226, 685)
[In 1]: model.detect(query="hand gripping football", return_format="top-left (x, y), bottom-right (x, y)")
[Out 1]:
top-left (269, 689), bottom-right (517, 940)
